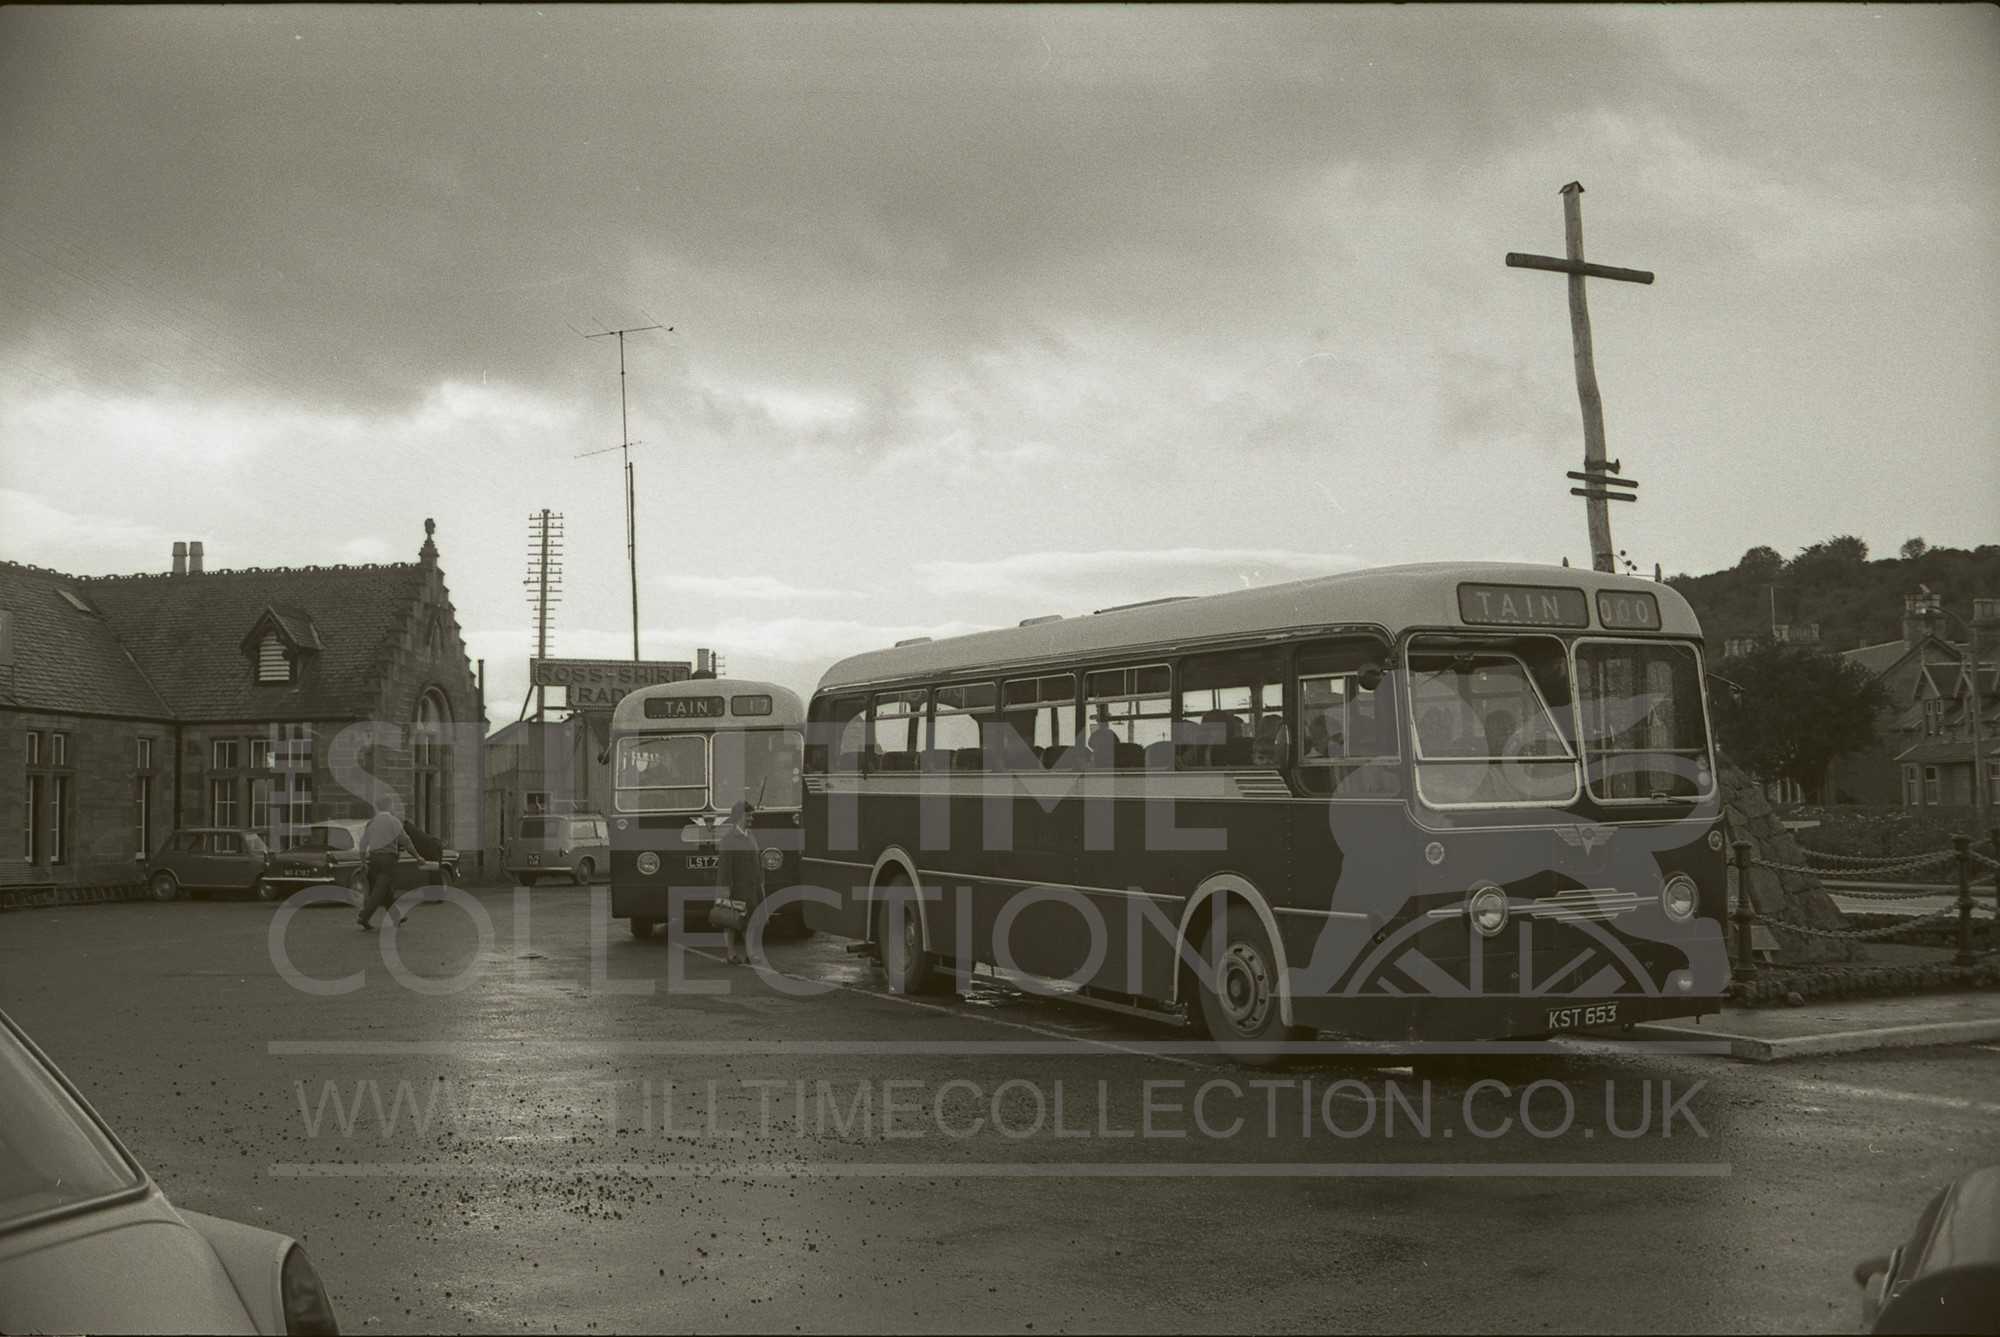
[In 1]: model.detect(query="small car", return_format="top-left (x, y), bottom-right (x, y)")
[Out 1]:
top-left (261, 819), bottom-right (461, 899)
top-left (1854, 1163), bottom-right (2000, 1333)
top-left (142, 827), bottom-right (278, 901)
top-left (0, 1007), bottom-right (340, 1333)
top-left (505, 812), bottom-right (610, 886)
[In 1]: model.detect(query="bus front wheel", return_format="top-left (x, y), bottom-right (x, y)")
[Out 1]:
top-left (629, 917), bottom-right (656, 940)
top-left (1196, 904), bottom-right (1307, 1066)
top-left (877, 881), bottom-right (940, 996)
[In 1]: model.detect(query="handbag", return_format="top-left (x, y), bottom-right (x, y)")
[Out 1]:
top-left (709, 898), bottom-right (747, 932)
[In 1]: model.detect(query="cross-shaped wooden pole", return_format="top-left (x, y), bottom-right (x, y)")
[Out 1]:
top-left (1507, 182), bottom-right (1654, 573)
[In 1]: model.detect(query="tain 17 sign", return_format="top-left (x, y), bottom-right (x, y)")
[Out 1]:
top-left (1457, 583), bottom-right (1590, 629)
top-left (643, 695), bottom-right (726, 720)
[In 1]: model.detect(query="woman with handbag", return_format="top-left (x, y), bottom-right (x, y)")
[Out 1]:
top-left (710, 800), bottom-right (765, 966)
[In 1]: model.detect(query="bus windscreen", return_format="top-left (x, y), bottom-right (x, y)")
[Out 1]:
top-left (1574, 641), bottom-right (1712, 800)
top-left (713, 730), bottom-right (805, 811)
top-left (615, 735), bottom-right (708, 811)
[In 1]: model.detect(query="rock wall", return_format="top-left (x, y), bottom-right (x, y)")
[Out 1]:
top-left (1719, 758), bottom-right (1859, 963)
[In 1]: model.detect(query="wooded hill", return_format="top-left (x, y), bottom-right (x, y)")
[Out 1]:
top-left (1666, 537), bottom-right (2000, 653)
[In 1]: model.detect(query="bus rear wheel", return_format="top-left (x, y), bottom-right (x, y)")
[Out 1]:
top-left (877, 879), bottom-right (940, 996)
top-left (1195, 904), bottom-right (1307, 1067)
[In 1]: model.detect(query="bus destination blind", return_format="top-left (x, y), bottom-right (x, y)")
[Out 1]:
top-left (1596, 590), bottom-right (1662, 630)
top-left (643, 695), bottom-right (726, 719)
top-left (1456, 583), bottom-right (1590, 629)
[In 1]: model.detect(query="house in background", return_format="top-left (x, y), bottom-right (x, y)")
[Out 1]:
top-left (481, 715), bottom-right (612, 871)
top-left (1832, 593), bottom-right (1995, 808)
top-left (0, 522), bottom-right (485, 892)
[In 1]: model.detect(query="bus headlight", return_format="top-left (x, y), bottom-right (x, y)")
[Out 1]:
top-left (761, 848), bottom-right (783, 871)
top-left (1468, 885), bottom-right (1509, 937)
top-left (1662, 874), bottom-right (1698, 922)
top-left (636, 851), bottom-right (661, 876)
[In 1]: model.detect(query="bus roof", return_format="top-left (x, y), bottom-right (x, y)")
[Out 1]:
top-left (817, 562), bottom-right (1702, 694)
top-left (609, 677), bottom-right (805, 732)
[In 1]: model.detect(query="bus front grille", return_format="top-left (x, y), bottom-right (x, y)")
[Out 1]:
top-left (1529, 887), bottom-right (1642, 923)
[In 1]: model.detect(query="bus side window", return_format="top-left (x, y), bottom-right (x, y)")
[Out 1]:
top-left (1178, 648), bottom-right (1286, 770)
top-left (1001, 674), bottom-right (1078, 769)
top-left (933, 682), bottom-right (996, 771)
top-left (1296, 637), bottom-right (1400, 798)
top-left (809, 694), bottom-right (869, 774)
top-left (872, 690), bottom-right (924, 772)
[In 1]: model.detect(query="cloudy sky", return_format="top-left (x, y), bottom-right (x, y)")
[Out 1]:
top-left (2, 5), bottom-right (1995, 718)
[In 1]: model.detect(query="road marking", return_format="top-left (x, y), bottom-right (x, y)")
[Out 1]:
top-left (1788, 1080), bottom-right (2000, 1119)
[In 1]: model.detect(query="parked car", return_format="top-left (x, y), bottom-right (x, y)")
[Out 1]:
top-left (260, 819), bottom-right (460, 900)
top-left (504, 812), bottom-right (609, 886)
top-left (142, 827), bottom-right (278, 901)
top-left (1855, 1163), bottom-right (2000, 1333)
top-left (0, 1008), bottom-right (340, 1333)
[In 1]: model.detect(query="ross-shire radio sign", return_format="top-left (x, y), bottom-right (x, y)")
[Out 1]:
top-left (530, 658), bottom-right (691, 709)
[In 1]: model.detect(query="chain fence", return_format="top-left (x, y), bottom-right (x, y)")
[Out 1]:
top-left (1730, 832), bottom-right (2000, 961)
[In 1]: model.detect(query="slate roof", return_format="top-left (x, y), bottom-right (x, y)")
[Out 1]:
top-left (77, 562), bottom-right (428, 721)
top-left (0, 558), bottom-right (431, 722)
top-left (0, 563), bottom-right (171, 717)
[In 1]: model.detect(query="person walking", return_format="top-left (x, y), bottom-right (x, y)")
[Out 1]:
top-left (712, 800), bottom-right (766, 966)
top-left (356, 803), bottom-right (417, 931)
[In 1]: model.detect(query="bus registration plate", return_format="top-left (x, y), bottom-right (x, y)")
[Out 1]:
top-left (688, 854), bottom-right (718, 870)
top-left (1546, 1003), bottom-right (1618, 1032)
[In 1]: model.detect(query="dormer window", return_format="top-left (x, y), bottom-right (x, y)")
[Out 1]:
top-left (258, 633), bottom-right (293, 683)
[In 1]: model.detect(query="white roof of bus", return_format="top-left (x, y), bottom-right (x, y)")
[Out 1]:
top-left (818, 562), bottom-right (1701, 693)
top-left (609, 678), bottom-right (805, 731)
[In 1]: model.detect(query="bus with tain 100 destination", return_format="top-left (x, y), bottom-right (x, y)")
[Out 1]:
top-left (799, 561), bottom-right (1730, 1058)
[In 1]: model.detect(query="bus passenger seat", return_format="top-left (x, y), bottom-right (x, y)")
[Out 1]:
top-left (954, 747), bottom-right (984, 771)
top-left (1143, 740), bottom-right (1176, 770)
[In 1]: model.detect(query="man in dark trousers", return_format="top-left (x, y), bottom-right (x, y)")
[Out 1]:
top-left (714, 800), bottom-right (766, 966)
top-left (356, 802), bottom-right (418, 931)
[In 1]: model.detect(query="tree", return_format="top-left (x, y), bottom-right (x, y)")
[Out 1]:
top-left (1736, 545), bottom-right (1784, 579)
top-left (1900, 537), bottom-right (1929, 560)
top-left (1710, 642), bottom-right (1888, 798)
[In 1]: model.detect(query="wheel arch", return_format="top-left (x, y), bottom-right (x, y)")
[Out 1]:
top-left (1170, 872), bottom-right (1295, 1028)
top-left (863, 846), bottom-right (928, 948)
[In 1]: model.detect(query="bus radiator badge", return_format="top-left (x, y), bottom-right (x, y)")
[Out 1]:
top-left (1556, 824), bottom-right (1614, 854)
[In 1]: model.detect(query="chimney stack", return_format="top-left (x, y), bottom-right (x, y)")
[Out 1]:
top-left (189, 541), bottom-right (204, 574)
top-left (1903, 591), bottom-right (1938, 647)
top-left (172, 541), bottom-right (188, 576)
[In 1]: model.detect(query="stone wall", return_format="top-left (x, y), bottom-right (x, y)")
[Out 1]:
top-left (1719, 758), bottom-right (1858, 963)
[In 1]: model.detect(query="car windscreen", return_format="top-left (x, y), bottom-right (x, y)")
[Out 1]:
top-left (1574, 640), bottom-right (1713, 801)
top-left (614, 735), bottom-right (708, 812)
top-left (0, 1024), bottom-right (141, 1228)
top-left (713, 730), bottom-right (805, 811)
top-left (517, 817), bottom-right (558, 840)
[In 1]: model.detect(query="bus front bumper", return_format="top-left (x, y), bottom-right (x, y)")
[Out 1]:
top-left (1288, 990), bottom-right (1725, 1044)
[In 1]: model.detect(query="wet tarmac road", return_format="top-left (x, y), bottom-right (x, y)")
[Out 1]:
top-left (3, 889), bottom-right (1996, 1333)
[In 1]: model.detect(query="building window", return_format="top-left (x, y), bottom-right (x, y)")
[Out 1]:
top-left (50, 731), bottom-right (68, 767)
top-left (209, 778), bottom-right (238, 827)
top-left (413, 689), bottom-right (452, 839)
top-left (137, 737), bottom-right (152, 770)
top-left (1924, 766), bottom-right (1941, 805)
top-left (25, 730), bottom-right (40, 766)
top-left (213, 738), bottom-right (239, 771)
top-left (133, 773), bottom-right (153, 857)
top-left (1988, 761), bottom-right (2000, 807)
top-left (283, 774), bottom-right (315, 848)
top-left (49, 774), bottom-right (71, 865)
top-left (23, 774), bottom-right (42, 863)
top-left (258, 633), bottom-right (292, 683)
top-left (1902, 765), bottom-right (1921, 807)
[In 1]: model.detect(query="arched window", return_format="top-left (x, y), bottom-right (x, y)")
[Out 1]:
top-left (413, 688), bottom-right (452, 840)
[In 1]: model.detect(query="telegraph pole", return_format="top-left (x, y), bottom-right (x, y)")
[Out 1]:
top-left (1508, 183), bottom-right (1653, 573)
top-left (522, 510), bottom-right (564, 722)
top-left (582, 323), bottom-right (670, 660)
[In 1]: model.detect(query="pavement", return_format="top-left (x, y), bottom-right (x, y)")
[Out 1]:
top-left (1634, 990), bottom-right (2000, 1062)
top-left (4, 888), bottom-right (1999, 1333)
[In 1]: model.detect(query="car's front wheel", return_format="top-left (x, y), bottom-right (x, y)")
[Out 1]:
top-left (148, 871), bottom-right (180, 902)
top-left (629, 916), bottom-right (656, 940)
top-left (255, 878), bottom-right (281, 902)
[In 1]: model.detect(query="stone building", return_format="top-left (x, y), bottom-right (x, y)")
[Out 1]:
top-left (1833, 594), bottom-right (1996, 808)
top-left (0, 523), bottom-right (485, 893)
